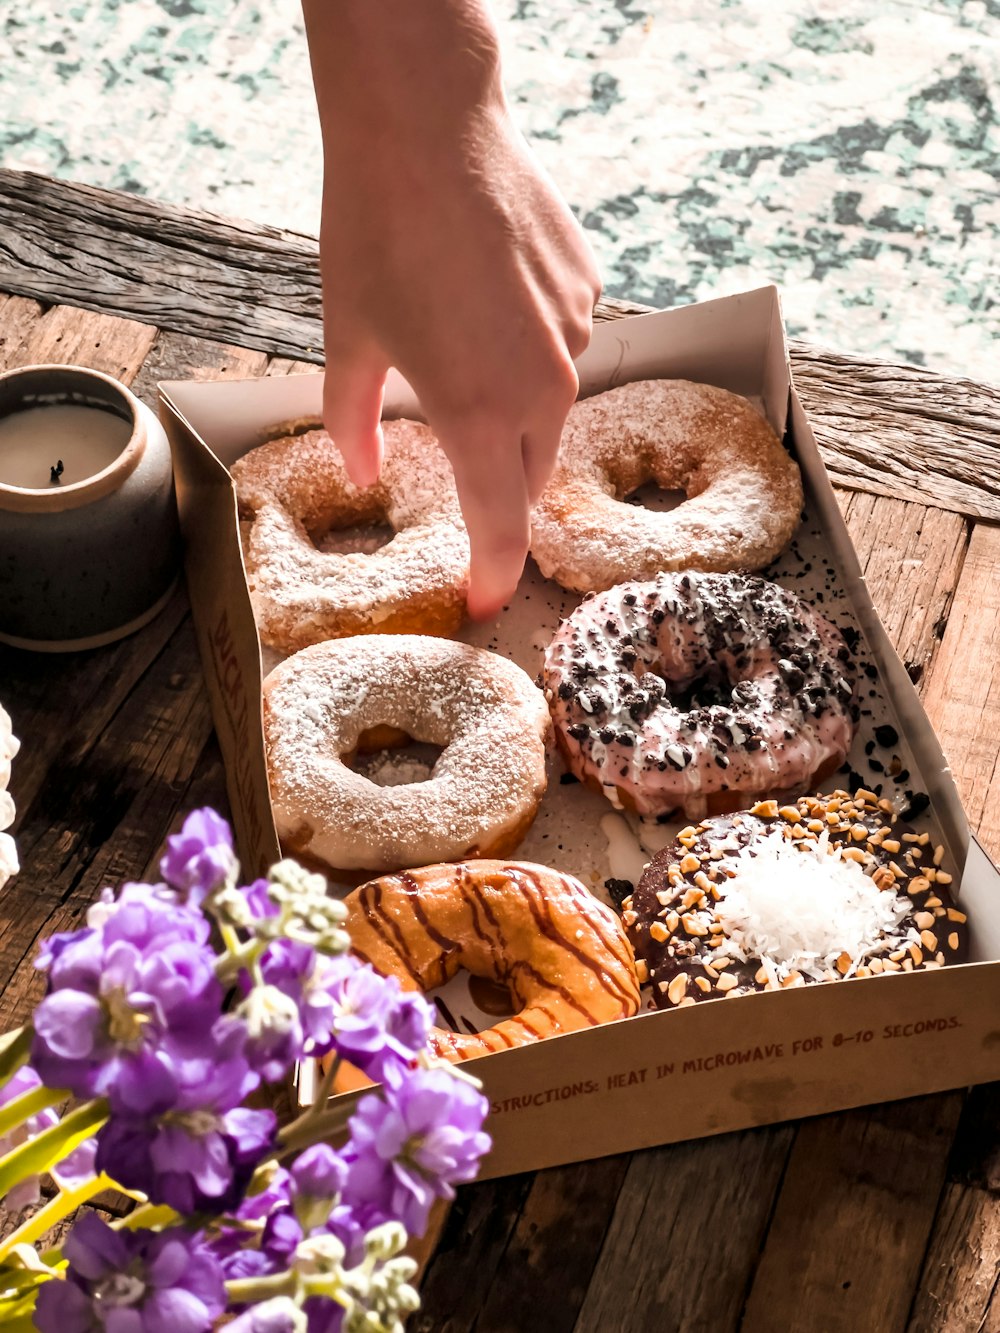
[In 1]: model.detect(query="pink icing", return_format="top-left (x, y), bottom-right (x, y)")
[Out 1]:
top-left (542, 572), bottom-right (856, 819)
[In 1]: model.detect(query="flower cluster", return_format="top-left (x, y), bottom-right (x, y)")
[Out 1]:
top-left (0, 810), bottom-right (491, 1332)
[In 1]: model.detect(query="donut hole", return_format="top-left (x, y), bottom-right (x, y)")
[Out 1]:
top-left (313, 518), bottom-right (395, 557)
top-left (426, 970), bottom-right (520, 1035)
top-left (623, 479), bottom-right (687, 512)
top-left (350, 728), bottom-right (445, 787)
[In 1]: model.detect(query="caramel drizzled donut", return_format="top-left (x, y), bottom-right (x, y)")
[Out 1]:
top-left (233, 421), bottom-right (469, 652)
top-left (542, 571), bottom-right (855, 819)
top-left (345, 861), bottom-right (641, 1060)
top-left (264, 636), bottom-right (550, 874)
top-left (624, 790), bottom-right (969, 1008)
top-left (531, 379), bottom-right (803, 593)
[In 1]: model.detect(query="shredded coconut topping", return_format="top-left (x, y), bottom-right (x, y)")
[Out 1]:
top-left (713, 830), bottom-right (910, 981)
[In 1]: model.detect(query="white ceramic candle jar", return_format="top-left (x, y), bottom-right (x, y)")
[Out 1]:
top-left (0, 364), bottom-right (180, 651)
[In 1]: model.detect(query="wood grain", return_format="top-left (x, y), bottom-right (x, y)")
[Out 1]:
top-left (907, 1082), bottom-right (1000, 1333)
top-left (725, 497), bottom-right (975, 1333)
top-left (3, 169), bottom-right (1000, 520)
top-left (838, 492), bottom-right (968, 688)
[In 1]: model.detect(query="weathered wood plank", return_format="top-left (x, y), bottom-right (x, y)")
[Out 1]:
top-left (741, 1094), bottom-right (965, 1333)
top-left (3, 169), bottom-right (1000, 520)
top-left (0, 607), bottom-right (214, 1032)
top-left (738, 512), bottom-right (990, 1333)
top-left (838, 493), bottom-right (968, 689)
top-left (907, 1082), bottom-right (1000, 1333)
top-left (795, 346), bottom-right (1000, 522)
top-left (575, 1126), bottom-right (795, 1332)
top-left (1, 301), bottom-right (157, 381)
top-left (470, 1157), bottom-right (631, 1333)
top-left (920, 522), bottom-right (1000, 865)
top-left (130, 329), bottom-right (270, 412)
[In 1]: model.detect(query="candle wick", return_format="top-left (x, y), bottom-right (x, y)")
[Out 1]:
top-left (49, 460), bottom-right (64, 484)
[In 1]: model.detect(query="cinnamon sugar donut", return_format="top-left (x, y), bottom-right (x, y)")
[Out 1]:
top-left (233, 421), bottom-right (469, 652)
top-left (624, 790), bottom-right (969, 1007)
top-left (345, 861), bottom-right (641, 1060)
top-left (542, 571), bottom-right (855, 820)
top-left (530, 380), bottom-right (803, 593)
top-left (263, 636), bottom-right (550, 874)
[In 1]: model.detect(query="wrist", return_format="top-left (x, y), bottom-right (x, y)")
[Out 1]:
top-left (303, 0), bottom-right (505, 148)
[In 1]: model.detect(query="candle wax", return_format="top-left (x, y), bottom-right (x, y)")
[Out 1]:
top-left (0, 404), bottom-right (133, 488)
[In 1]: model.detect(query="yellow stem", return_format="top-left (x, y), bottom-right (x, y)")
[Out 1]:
top-left (0, 1173), bottom-right (114, 1262)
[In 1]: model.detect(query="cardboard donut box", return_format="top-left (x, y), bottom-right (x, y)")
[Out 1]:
top-left (159, 287), bottom-right (1000, 1181)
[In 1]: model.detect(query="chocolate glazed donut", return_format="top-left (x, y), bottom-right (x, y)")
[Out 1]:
top-left (624, 789), bottom-right (970, 1007)
top-left (344, 860), bottom-right (641, 1060)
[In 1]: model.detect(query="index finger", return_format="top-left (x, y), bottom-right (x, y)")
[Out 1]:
top-left (443, 427), bottom-right (531, 621)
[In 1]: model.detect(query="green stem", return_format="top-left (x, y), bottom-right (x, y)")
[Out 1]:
top-left (0, 1173), bottom-right (113, 1263)
top-left (225, 1270), bottom-right (298, 1304)
top-left (277, 1098), bottom-right (358, 1156)
top-left (0, 1085), bottom-right (67, 1141)
top-left (111, 1202), bottom-right (179, 1233)
top-left (0, 1100), bottom-right (107, 1202)
top-left (0, 1028), bottom-right (32, 1088)
top-left (312, 1056), bottom-right (340, 1111)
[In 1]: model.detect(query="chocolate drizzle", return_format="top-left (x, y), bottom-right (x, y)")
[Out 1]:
top-left (345, 861), bottom-right (642, 1060)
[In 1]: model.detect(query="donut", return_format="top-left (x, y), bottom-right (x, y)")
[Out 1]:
top-left (263, 636), bottom-right (550, 874)
top-left (345, 861), bottom-right (641, 1060)
top-left (233, 421), bottom-right (469, 652)
top-left (542, 571), bottom-right (855, 820)
top-left (623, 789), bottom-right (969, 1007)
top-left (530, 379), bottom-right (803, 593)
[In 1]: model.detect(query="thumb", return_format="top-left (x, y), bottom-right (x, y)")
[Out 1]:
top-left (322, 336), bottom-right (388, 489)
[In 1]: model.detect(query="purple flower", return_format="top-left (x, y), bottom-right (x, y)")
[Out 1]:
top-left (33, 1213), bottom-right (225, 1333)
top-left (32, 885), bottom-right (223, 1107)
top-left (0, 1065), bottom-right (58, 1210)
top-left (341, 1067), bottom-right (490, 1236)
top-left (160, 808), bottom-right (237, 905)
top-left (262, 951), bottom-right (432, 1078)
top-left (291, 1145), bottom-right (346, 1201)
top-left (228, 1298), bottom-right (311, 1333)
top-left (96, 1101), bottom-right (276, 1215)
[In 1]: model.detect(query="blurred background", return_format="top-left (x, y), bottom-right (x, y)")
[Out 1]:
top-left (2, 0), bottom-right (996, 379)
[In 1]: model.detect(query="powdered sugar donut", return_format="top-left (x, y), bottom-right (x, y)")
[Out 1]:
top-left (624, 790), bottom-right (969, 1007)
top-left (542, 571), bottom-right (855, 820)
top-left (233, 421), bottom-right (469, 653)
top-left (263, 636), bottom-right (550, 873)
top-left (530, 380), bottom-right (803, 593)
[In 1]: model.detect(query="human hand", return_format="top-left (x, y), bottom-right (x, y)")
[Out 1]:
top-left (304, 0), bottom-right (602, 618)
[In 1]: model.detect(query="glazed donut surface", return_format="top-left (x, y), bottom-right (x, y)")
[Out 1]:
top-left (233, 421), bottom-right (469, 652)
top-left (542, 571), bottom-right (855, 819)
top-left (263, 635), bottom-right (550, 873)
top-left (531, 379), bottom-right (803, 593)
top-left (624, 789), bottom-right (969, 1007)
top-left (345, 860), bottom-right (641, 1060)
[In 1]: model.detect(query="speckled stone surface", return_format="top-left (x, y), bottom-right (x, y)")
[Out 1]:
top-left (2, 0), bottom-right (997, 379)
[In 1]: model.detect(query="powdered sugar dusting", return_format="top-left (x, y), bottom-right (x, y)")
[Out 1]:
top-left (530, 379), bottom-right (803, 592)
top-left (263, 635), bottom-right (551, 872)
top-left (233, 421), bottom-right (470, 652)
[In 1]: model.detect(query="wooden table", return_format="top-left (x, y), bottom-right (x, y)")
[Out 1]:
top-left (1, 169), bottom-right (999, 1332)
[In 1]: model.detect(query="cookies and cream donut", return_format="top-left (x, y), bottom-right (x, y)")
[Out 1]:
top-left (624, 789), bottom-right (969, 1007)
top-left (233, 421), bottom-right (469, 653)
top-left (542, 571), bottom-right (855, 819)
top-left (530, 379), bottom-right (803, 593)
top-left (345, 861), bottom-right (641, 1060)
top-left (263, 636), bottom-right (550, 874)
